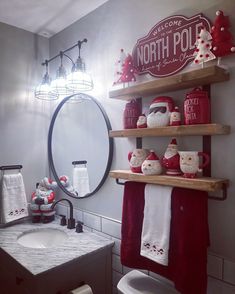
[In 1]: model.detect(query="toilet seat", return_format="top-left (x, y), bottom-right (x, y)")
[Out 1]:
top-left (117, 270), bottom-right (179, 294)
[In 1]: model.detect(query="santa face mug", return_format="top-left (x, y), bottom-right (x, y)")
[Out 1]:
top-left (179, 151), bottom-right (210, 178)
top-left (128, 149), bottom-right (150, 173)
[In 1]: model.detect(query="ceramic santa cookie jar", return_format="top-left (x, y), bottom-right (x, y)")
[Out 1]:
top-left (161, 138), bottom-right (181, 176)
top-left (137, 114), bottom-right (147, 128)
top-left (147, 96), bottom-right (174, 128)
top-left (128, 148), bottom-right (150, 173)
top-left (141, 150), bottom-right (162, 175)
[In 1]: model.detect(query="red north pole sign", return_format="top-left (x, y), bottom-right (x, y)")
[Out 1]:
top-left (132, 14), bottom-right (211, 77)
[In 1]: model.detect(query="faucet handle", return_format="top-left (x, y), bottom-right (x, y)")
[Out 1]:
top-left (76, 221), bottom-right (84, 233)
top-left (59, 215), bottom-right (67, 226)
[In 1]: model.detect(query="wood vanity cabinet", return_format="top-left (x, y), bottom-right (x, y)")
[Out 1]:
top-left (0, 247), bottom-right (112, 294)
top-left (109, 65), bottom-right (230, 193)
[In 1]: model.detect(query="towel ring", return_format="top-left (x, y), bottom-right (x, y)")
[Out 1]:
top-left (0, 165), bottom-right (23, 173)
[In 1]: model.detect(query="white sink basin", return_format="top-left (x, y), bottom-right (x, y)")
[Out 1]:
top-left (17, 228), bottom-right (68, 248)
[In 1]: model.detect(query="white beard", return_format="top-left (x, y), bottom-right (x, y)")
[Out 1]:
top-left (147, 112), bottom-right (170, 127)
top-left (141, 160), bottom-right (162, 175)
top-left (164, 146), bottom-right (178, 159)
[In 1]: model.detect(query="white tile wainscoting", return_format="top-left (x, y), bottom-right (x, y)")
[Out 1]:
top-left (56, 204), bottom-right (235, 294)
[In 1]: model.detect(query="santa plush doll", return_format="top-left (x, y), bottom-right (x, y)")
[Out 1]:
top-left (147, 96), bottom-right (174, 128)
top-left (30, 177), bottom-right (57, 223)
top-left (161, 138), bottom-right (181, 176)
top-left (141, 150), bottom-right (162, 175)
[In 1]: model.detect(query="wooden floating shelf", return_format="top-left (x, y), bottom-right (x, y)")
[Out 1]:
top-left (109, 123), bottom-right (230, 138)
top-left (109, 65), bottom-right (229, 100)
top-left (109, 170), bottom-right (229, 192)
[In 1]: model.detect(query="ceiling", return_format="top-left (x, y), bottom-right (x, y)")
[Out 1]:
top-left (0, 0), bottom-right (109, 38)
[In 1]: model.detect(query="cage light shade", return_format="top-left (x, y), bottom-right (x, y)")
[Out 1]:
top-left (66, 57), bottom-right (93, 92)
top-left (35, 73), bottom-right (58, 100)
top-left (50, 64), bottom-right (74, 96)
top-left (50, 77), bottom-right (74, 96)
top-left (35, 83), bottom-right (59, 100)
top-left (66, 71), bottom-right (93, 92)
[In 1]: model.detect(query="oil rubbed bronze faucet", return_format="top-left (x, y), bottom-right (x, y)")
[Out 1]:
top-left (51, 198), bottom-right (76, 229)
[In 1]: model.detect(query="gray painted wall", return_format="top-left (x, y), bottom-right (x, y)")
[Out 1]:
top-left (50, 0), bottom-right (235, 262)
top-left (0, 22), bottom-right (50, 198)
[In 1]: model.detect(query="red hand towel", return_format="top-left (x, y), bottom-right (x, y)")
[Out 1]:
top-left (120, 182), bottom-right (209, 294)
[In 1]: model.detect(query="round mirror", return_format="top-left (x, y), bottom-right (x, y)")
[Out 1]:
top-left (48, 93), bottom-right (113, 198)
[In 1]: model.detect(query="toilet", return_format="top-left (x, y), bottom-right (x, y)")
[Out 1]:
top-left (117, 270), bottom-right (180, 294)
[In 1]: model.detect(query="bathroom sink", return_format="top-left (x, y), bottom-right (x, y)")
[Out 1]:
top-left (17, 228), bottom-right (68, 248)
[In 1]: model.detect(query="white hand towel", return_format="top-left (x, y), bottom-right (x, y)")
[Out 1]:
top-left (73, 166), bottom-right (90, 197)
top-left (1, 173), bottom-right (29, 224)
top-left (140, 184), bottom-right (172, 266)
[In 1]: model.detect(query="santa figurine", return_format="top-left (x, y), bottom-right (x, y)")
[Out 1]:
top-left (141, 150), bottom-right (162, 175)
top-left (128, 148), bottom-right (150, 173)
top-left (137, 114), bottom-right (147, 128)
top-left (30, 177), bottom-right (57, 223)
top-left (161, 138), bottom-right (181, 176)
top-left (147, 96), bottom-right (174, 128)
top-left (59, 175), bottom-right (77, 195)
top-left (170, 106), bottom-right (181, 126)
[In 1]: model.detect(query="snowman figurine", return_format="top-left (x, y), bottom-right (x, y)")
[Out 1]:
top-left (141, 150), bottom-right (162, 175)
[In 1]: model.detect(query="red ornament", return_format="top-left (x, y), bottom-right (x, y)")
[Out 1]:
top-left (211, 10), bottom-right (235, 57)
top-left (184, 87), bottom-right (210, 125)
top-left (123, 99), bottom-right (141, 129)
top-left (161, 138), bottom-right (181, 176)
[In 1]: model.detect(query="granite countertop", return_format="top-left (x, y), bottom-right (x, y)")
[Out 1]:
top-left (0, 218), bottom-right (114, 276)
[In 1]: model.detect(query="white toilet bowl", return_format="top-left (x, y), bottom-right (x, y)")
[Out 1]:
top-left (117, 270), bottom-right (179, 294)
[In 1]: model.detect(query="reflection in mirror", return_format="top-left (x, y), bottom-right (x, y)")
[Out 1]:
top-left (48, 94), bottom-right (113, 198)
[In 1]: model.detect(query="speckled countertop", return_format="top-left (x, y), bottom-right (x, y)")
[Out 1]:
top-left (0, 218), bottom-right (114, 276)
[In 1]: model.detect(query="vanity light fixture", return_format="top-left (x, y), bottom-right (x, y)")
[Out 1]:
top-left (35, 60), bottom-right (59, 100)
top-left (35, 39), bottom-right (93, 101)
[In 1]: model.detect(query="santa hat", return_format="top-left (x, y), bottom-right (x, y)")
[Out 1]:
top-left (59, 175), bottom-right (70, 187)
top-left (150, 96), bottom-right (174, 112)
top-left (172, 106), bottom-right (180, 113)
top-left (169, 138), bottom-right (178, 146)
top-left (146, 150), bottom-right (159, 161)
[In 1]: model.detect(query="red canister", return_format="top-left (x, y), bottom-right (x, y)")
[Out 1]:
top-left (123, 99), bottom-right (141, 129)
top-left (184, 87), bottom-right (210, 125)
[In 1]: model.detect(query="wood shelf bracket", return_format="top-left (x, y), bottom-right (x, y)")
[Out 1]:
top-left (208, 183), bottom-right (228, 201)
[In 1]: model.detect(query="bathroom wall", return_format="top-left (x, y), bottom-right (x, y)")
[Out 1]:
top-left (50, 0), bottom-right (235, 291)
top-left (0, 22), bottom-right (50, 197)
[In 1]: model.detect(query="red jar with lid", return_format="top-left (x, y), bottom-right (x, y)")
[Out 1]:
top-left (184, 87), bottom-right (210, 125)
top-left (123, 99), bottom-right (141, 129)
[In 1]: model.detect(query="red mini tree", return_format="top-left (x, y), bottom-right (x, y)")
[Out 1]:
top-left (113, 49), bottom-right (126, 85)
top-left (118, 54), bottom-right (137, 84)
top-left (211, 10), bottom-right (235, 61)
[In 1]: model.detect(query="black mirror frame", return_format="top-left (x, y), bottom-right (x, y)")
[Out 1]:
top-left (48, 93), bottom-right (113, 199)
